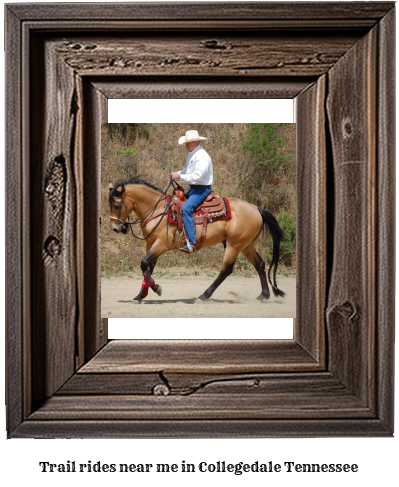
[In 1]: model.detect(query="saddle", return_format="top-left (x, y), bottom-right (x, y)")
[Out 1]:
top-left (170, 189), bottom-right (230, 249)
top-left (172, 190), bottom-right (225, 219)
top-left (141, 187), bottom-right (231, 250)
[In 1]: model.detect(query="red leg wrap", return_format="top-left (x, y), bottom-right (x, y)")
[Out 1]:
top-left (138, 282), bottom-right (149, 299)
top-left (143, 271), bottom-right (155, 288)
top-left (136, 271), bottom-right (156, 300)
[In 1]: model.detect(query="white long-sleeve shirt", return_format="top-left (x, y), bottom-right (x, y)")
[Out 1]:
top-left (178, 145), bottom-right (213, 186)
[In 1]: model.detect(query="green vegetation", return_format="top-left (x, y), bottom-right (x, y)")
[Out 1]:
top-left (101, 123), bottom-right (296, 277)
top-left (106, 123), bottom-right (151, 144)
top-left (276, 211), bottom-right (296, 267)
top-left (242, 123), bottom-right (285, 171)
top-left (238, 123), bottom-right (296, 213)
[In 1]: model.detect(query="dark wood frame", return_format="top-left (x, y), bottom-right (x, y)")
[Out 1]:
top-left (5, 2), bottom-right (395, 438)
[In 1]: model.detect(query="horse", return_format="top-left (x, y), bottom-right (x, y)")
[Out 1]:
top-left (108, 176), bottom-right (285, 303)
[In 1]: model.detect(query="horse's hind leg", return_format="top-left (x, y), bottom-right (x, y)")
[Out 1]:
top-left (133, 241), bottom-right (166, 302)
top-left (198, 245), bottom-right (239, 300)
top-left (241, 244), bottom-right (270, 301)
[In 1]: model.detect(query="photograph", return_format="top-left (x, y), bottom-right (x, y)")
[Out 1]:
top-left (101, 122), bottom-right (297, 321)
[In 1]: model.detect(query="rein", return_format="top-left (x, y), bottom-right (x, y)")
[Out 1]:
top-left (111, 179), bottom-right (181, 241)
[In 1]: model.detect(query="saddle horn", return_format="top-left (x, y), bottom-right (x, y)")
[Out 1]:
top-left (108, 182), bottom-right (114, 192)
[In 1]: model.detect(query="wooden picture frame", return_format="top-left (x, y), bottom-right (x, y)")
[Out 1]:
top-left (5, 2), bottom-right (395, 438)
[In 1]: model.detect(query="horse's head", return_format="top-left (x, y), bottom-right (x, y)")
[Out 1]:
top-left (108, 183), bottom-right (132, 234)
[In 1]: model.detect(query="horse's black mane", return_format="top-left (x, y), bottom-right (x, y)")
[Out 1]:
top-left (109, 176), bottom-right (162, 205)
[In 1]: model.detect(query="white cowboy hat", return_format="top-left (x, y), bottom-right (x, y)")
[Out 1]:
top-left (178, 130), bottom-right (207, 145)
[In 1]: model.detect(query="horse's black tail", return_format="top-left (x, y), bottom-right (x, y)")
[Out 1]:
top-left (258, 207), bottom-right (286, 298)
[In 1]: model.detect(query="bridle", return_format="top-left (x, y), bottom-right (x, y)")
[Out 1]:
top-left (109, 179), bottom-right (182, 240)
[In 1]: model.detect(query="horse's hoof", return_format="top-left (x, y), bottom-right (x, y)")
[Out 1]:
top-left (198, 293), bottom-right (209, 301)
top-left (153, 284), bottom-right (162, 296)
top-left (132, 298), bottom-right (143, 304)
top-left (256, 294), bottom-right (269, 302)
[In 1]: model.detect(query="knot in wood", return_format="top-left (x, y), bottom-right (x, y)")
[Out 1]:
top-left (343, 119), bottom-right (353, 138)
top-left (201, 39), bottom-right (227, 50)
top-left (45, 181), bottom-right (56, 197)
top-left (152, 383), bottom-right (170, 396)
top-left (83, 44), bottom-right (97, 51)
top-left (45, 156), bottom-right (66, 206)
top-left (43, 236), bottom-right (61, 260)
top-left (339, 301), bottom-right (358, 321)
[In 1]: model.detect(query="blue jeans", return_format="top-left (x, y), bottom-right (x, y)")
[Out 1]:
top-left (182, 186), bottom-right (212, 244)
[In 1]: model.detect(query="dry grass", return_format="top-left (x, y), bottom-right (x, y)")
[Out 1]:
top-left (101, 123), bottom-right (296, 277)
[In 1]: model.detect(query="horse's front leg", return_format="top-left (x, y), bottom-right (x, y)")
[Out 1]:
top-left (133, 241), bottom-right (167, 303)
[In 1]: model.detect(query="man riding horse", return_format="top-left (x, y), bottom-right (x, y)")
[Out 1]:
top-left (170, 129), bottom-right (213, 254)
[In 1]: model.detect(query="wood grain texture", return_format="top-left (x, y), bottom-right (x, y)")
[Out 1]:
top-left (5, 5), bottom-right (24, 436)
top-left (7, 2), bottom-right (394, 23)
top-left (295, 75), bottom-right (327, 363)
top-left (54, 34), bottom-right (359, 78)
top-left (326, 26), bottom-right (377, 404)
top-left (81, 81), bottom-right (108, 362)
top-left (34, 372), bottom-right (375, 423)
top-left (80, 340), bottom-right (320, 374)
top-left (30, 37), bottom-right (78, 408)
top-left (30, 392), bottom-right (371, 421)
top-left (58, 372), bottom-right (162, 396)
top-left (5, 2), bottom-right (395, 438)
top-left (14, 418), bottom-right (391, 439)
top-left (376, 6), bottom-right (396, 430)
top-left (60, 371), bottom-right (359, 398)
top-left (92, 79), bottom-right (310, 100)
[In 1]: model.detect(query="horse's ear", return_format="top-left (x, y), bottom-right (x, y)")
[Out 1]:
top-left (108, 182), bottom-right (114, 192)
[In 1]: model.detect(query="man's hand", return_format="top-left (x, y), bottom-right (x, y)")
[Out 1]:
top-left (170, 172), bottom-right (180, 180)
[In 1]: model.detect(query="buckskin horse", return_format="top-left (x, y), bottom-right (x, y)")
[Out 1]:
top-left (108, 176), bottom-right (285, 303)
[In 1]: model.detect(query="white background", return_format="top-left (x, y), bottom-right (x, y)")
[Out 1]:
top-left (1, 1), bottom-right (398, 486)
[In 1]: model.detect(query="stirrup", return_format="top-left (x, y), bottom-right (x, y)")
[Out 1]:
top-left (180, 243), bottom-right (195, 253)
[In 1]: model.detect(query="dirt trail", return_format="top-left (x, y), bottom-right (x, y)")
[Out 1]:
top-left (101, 275), bottom-right (296, 318)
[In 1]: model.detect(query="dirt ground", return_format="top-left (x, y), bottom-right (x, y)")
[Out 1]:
top-left (101, 275), bottom-right (296, 318)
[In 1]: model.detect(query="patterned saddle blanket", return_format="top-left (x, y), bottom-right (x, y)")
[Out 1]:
top-left (166, 192), bottom-right (231, 226)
